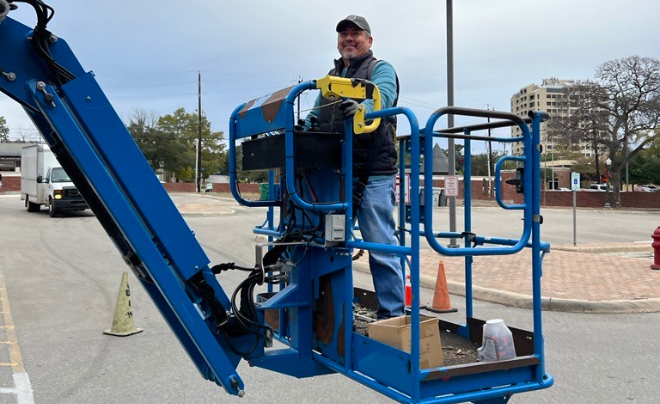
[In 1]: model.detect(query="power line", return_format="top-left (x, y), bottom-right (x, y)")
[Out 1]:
top-left (398, 96), bottom-right (439, 110)
top-left (101, 81), bottom-right (197, 90)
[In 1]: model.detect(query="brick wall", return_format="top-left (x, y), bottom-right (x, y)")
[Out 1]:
top-left (162, 182), bottom-right (196, 193)
top-left (430, 174), bottom-right (659, 209)
top-left (211, 183), bottom-right (259, 194)
top-left (2, 175), bottom-right (657, 209)
top-left (0, 178), bottom-right (262, 195)
top-left (544, 190), bottom-right (660, 209)
top-left (162, 183), bottom-right (259, 194)
top-left (431, 172), bottom-right (519, 202)
top-left (0, 176), bottom-right (20, 192)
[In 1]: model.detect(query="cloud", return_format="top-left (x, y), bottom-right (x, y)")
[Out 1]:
top-left (1, 0), bottom-right (659, 142)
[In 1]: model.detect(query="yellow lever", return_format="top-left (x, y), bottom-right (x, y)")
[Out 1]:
top-left (315, 75), bottom-right (381, 134)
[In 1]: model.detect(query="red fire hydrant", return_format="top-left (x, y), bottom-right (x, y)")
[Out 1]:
top-left (652, 227), bottom-right (660, 270)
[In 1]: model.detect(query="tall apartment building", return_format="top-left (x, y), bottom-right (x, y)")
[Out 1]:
top-left (510, 78), bottom-right (596, 158)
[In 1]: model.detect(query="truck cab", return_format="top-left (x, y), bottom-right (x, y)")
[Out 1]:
top-left (38, 166), bottom-right (88, 217)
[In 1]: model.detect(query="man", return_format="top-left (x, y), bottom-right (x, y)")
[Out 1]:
top-left (305, 15), bottom-right (403, 319)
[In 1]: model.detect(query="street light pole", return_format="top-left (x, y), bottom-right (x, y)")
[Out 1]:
top-left (604, 157), bottom-right (612, 209)
top-left (551, 135), bottom-right (555, 190)
top-left (543, 143), bottom-right (547, 206)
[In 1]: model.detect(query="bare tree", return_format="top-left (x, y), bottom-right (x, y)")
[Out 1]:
top-left (595, 56), bottom-right (660, 207)
top-left (548, 56), bottom-right (660, 207)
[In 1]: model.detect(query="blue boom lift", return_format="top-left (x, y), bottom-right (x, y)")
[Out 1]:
top-left (0, 1), bottom-right (553, 403)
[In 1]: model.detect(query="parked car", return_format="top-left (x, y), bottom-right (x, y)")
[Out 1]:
top-left (589, 183), bottom-right (612, 192)
top-left (637, 185), bottom-right (658, 192)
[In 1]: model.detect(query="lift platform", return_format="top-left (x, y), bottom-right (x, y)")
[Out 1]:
top-left (229, 77), bottom-right (554, 403)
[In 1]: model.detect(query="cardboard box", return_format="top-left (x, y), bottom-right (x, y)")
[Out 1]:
top-left (368, 315), bottom-right (444, 369)
top-left (256, 293), bottom-right (280, 332)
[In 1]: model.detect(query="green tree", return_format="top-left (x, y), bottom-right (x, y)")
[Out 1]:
top-left (157, 108), bottom-right (225, 182)
top-left (468, 151), bottom-right (507, 177)
top-left (0, 116), bottom-right (9, 142)
top-left (628, 135), bottom-right (660, 186)
top-left (221, 144), bottom-right (268, 184)
top-left (127, 109), bottom-right (186, 174)
top-left (127, 108), bottom-right (226, 182)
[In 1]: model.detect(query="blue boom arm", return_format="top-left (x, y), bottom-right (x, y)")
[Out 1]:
top-left (0, 1), bottom-right (251, 396)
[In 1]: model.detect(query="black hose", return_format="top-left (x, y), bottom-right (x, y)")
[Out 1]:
top-left (13, 0), bottom-right (76, 85)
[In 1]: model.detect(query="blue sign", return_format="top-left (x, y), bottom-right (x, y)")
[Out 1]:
top-left (571, 172), bottom-right (580, 191)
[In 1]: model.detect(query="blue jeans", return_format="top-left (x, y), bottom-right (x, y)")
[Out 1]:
top-left (355, 175), bottom-right (405, 319)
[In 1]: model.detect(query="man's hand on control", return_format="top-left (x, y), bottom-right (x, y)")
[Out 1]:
top-left (294, 117), bottom-right (320, 132)
top-left (339, 99), bottom-right (359, 117)
top-left (294, 119), bottom-right (306, 132)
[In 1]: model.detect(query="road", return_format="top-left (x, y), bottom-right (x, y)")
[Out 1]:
top-left (0, 193), bottom-right (658, 403)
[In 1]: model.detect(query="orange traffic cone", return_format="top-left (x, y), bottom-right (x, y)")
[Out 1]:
top-left (405, 274), bottom-right (427, 312)
top-left (426, 261), bottom-right (457, 313)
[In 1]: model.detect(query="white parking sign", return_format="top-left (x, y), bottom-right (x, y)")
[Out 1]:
top-left (445, 175), bottom-right (459, 197)
top-left (395, 174), bottom-right (411, 204)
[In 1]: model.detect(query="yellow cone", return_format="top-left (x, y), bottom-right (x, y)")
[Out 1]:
top-left (104, 272), bottom-right (143, 337)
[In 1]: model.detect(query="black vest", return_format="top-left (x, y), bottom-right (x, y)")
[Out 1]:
top-left (317, 51), bottom-right (398, 176)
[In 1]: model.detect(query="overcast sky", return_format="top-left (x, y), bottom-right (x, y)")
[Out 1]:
top-left (2, 0), bottom-right (659, 153)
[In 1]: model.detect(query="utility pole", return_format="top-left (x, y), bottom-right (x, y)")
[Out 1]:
top-left (196, 71), bottom-right (202, 193)
top-left (625, 136), bottom-right (629, 191)
top-left (446, 0), bottom-right (458, 248)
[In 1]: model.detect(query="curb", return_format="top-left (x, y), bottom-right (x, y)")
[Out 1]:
top-left (442, 277), bottom-right (660, 314)
top-left (180, 210), bottom-right (236, 217)
top-left (172, 194), bottom-right (237, 216)
top-left (354, 261), bottom-right (660, 314)
top-left (552, 244), bottom-right (652, 254)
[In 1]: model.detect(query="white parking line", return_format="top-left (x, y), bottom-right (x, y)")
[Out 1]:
top-left (0, 273), bottom-right (35, 404)
top-left (14, 373), bottom-right (34, 404)
top-left (0, 374), bottom-right (34, 404)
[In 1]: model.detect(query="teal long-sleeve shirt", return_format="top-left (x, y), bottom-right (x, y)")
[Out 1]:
top-left (304, 60), bottom-right (397, 129)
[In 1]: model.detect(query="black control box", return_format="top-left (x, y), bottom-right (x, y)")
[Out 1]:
top-left (242, 132), bottom-right (342, 171)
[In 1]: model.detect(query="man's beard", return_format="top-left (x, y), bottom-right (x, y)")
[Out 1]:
top-left (341, 50), bottom-right (358, 60)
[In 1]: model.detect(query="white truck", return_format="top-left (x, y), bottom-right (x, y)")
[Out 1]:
top-left (21, 144), bottom-right (88, 217)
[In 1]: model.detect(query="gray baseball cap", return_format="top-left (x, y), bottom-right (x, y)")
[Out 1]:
top-left (336, 15), bottom-right (371, 35)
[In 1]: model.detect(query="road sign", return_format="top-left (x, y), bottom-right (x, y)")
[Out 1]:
top-left (445, 175), bottom-right (459, 197)
top-left (571, 172), bottom-right (580, 246)
top-left (571, 172), bottom-right (580, 191)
